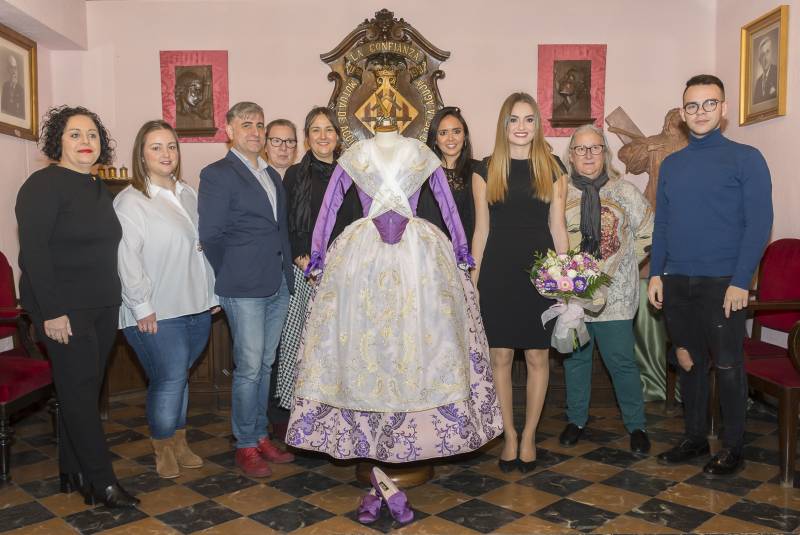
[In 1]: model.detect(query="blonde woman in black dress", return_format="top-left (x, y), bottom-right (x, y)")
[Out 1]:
top-left (472, 92), bottom-right (568, 472)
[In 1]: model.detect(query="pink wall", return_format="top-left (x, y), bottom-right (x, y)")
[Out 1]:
top-left (73, 0), bottom-right (716, 191)
top-left (716, 0), bottom-right (799, 242)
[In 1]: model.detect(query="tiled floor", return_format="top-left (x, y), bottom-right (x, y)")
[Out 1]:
top-left (3, 398), bottom-right (800, 534)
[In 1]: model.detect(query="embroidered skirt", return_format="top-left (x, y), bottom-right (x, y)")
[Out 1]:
top-left (287, 218), bottom-right (502, 461)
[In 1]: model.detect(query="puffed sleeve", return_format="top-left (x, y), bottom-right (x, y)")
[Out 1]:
top-left (305, 165), bottom-right (353, 276)
top-left (428, 167), bottom-right (474, 269)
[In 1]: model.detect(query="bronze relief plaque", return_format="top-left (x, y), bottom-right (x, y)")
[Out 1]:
top-left (321, 9), bottom-right (450, 148)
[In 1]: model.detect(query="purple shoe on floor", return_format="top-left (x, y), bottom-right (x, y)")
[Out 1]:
top-left (357, 488), bottom-right (382, 524)
top-left (370, 467), bottom-right (414, 524)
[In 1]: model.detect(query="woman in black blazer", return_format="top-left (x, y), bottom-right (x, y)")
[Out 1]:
top-left (15, 105), bottom-right (138, 508)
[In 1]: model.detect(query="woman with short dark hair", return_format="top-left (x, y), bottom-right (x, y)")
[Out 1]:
top-left (15, 105), bottom-right (138, 508)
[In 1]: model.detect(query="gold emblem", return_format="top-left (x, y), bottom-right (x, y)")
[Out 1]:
top-left (355, 56), bottom-right (418, 135)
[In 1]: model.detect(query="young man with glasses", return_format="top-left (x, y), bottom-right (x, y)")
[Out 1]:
top-left (264, 119), bottom-right (298, 179)
top-left (648, 75), bottom-right (773, 477)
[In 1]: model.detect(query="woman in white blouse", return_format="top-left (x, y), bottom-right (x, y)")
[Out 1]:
top-left (115, 120), bottom-right (217, 479)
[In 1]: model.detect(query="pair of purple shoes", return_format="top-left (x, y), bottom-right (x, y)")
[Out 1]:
top-left (357, 467), bottom-right (414, 525)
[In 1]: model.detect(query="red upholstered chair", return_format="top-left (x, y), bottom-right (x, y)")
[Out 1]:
top-left (747, 324), bottom-right (800, 487)
top-left (745, 239), bottom-right (800, 359)
top-left (0, 250), bottom-right (56, 482)
top-left (743, 239), bottom-right (800, 487)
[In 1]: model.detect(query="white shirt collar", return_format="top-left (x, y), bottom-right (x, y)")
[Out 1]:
top-left (145, 178), bottom-right (184, 198)
top-left (231, 148), bottom-right (269, 173)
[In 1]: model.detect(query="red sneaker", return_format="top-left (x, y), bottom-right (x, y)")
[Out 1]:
top-left (257, 437), bottom-right (295, 464)
top-left (235, 447), bottom-right (272, 477)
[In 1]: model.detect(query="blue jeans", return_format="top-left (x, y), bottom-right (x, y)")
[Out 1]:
top-left (124, 311), bottom-right (211, 440)
top-left (221, 277), bottom-right (290, 449)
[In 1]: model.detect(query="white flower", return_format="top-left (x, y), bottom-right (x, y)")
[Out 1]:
top-left (567, 269), bottom-right (577, 278)
top-left (585, 269), bottom-right (597, 277)
top-left (548, 266), bottom-right (562, 277)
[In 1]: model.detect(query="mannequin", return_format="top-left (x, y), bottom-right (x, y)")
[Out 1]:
top-left (285, 111), bottom-right (502, 463)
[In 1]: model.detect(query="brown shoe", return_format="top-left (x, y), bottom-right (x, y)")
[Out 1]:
top-left (173, 429), bottom-right (204, 469)
top-left (257, 437), bottom-right (295, 464)
top-left (151, 437), bottom-right (180, 479)
top-left (236, 447), bottom-right (272, 478)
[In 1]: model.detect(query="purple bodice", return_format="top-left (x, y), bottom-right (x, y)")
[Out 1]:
top-left (356, 188), bottom-right (421, 245)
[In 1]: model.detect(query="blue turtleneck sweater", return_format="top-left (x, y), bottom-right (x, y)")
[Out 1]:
top-left (650, 128), bottom-right (772, 289)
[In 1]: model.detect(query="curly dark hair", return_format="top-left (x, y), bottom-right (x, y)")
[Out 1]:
top-left (39, 105), bottom-right (115, 165)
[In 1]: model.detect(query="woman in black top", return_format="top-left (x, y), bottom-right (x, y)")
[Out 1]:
top-left (417, 106), bottom-right (477, 244)
top-left (15, 106), bottom-right (139, 509)
top-left (472, 93), bottom-right (568, 473)
top-left (276, 106), bottom-right (361, 409)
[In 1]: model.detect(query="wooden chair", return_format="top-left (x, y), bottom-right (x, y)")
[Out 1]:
top-left (743, 239), bottom-right (800, 487)
top-left (0, 251), bottom-right (57, 482)
top-left (746, 324), bottom-right (800, 486)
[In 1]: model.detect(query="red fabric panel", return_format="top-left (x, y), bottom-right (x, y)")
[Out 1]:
top-left (746, 357), bottom-right (800, 388)
top-left (0, 252), bottom-right (16, 339)
top-left (756, 239), bottom-right (800, 332)
top-left (743, 337), bottom-right (788, 359)
top-left (0, 356), bottom-right (52, 403)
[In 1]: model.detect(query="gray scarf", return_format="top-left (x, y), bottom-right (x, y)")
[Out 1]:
top-left (571, 171), bottom-right (609, 258)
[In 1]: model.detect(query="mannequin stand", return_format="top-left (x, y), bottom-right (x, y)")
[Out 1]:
top-left (355, 461), bottom-right (433, 489)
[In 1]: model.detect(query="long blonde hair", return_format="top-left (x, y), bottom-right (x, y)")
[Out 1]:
top-left (486, 92), bottom-right (560, 204)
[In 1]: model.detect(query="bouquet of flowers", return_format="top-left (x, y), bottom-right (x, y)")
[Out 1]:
top-left (530, 249), bottom-right (611, 352)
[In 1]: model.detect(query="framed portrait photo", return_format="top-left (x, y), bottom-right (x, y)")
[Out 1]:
top-left (739, 5), bottom-right (789, 126)
top-left (159, 50), bottom-right (229, 143)
top-left (0, 23), bottom-right (37, 141)
top-left (538, 44), bottom-right (606, 137)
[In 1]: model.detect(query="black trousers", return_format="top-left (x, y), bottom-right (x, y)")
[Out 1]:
top-left (662, 275), bottom-right (748, 452)
top-left (34, 306), bottom-right (119, 488)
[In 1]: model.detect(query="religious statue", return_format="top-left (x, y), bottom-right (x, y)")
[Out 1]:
top-left (285, 104), bottom-right (502, 463)
top-left (610, 108), bottom-right (688, 208)
top-left (607, 107), bottom-right (689, 404)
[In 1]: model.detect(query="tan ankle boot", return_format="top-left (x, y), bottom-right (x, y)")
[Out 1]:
top-left (151, 437), bottom-right (180, 478)
top-left (173, 428), bottom-right (204, 468)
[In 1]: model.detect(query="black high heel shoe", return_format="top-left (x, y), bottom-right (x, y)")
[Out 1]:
top-left (59, 472), bottom-right (86, 494)
top-left (498, 458), bottom-right (519, 473)
top-left (518, 459), bottom-right (537, 473)
top-left (84, 483), bottom-right (140, 508)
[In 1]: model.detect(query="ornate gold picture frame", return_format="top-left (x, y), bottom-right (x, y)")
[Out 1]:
top-left (0, 23), bottom-right (37, 141)
top-left (739, 5), bottom-right (789, 126)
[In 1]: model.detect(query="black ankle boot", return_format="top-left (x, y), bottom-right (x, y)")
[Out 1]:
top-left (84, 482), bottom-right (140, 508)
top-left (59, 472), bottom-right (86, 495)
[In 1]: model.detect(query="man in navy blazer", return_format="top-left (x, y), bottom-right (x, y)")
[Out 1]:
top-left (199, 102), bottom-right (295, 477)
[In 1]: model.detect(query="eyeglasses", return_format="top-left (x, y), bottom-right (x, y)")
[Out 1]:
top-left (683, 99), bottom-right (722, 115)
top-left (570, 144), bottom-right (604, 156)
top-left (267, 137), bottom-right (297, 148)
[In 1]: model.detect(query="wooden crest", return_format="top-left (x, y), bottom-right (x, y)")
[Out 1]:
top-left (321, 9), bottom-right (450, 148)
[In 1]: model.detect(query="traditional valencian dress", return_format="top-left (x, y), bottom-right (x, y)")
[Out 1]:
top-left (285, 136), bottom-right (502, 462)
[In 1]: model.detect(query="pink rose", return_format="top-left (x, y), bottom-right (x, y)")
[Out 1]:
top-left (558, 277), bottom-right (574, 292)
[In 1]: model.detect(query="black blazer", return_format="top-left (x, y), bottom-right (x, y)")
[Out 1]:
top-left (198, 151), bottom-right (294, 297)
